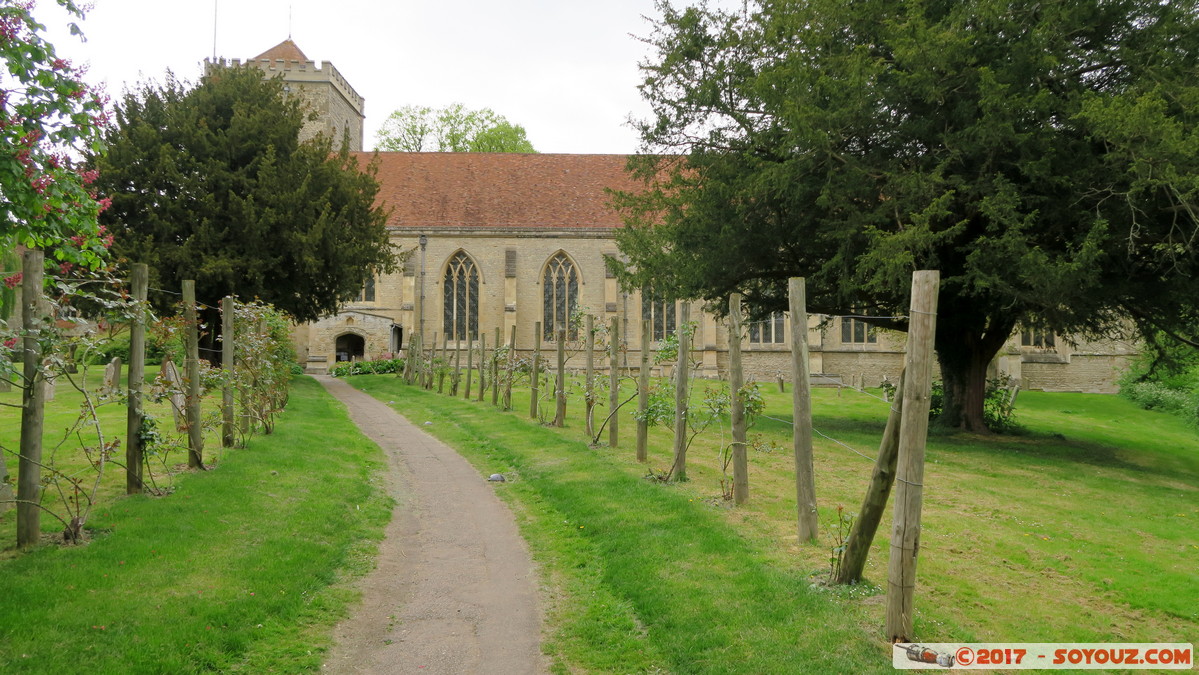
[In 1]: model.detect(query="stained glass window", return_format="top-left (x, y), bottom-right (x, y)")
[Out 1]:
top-left (543, 252), bottom-right (579, 340)
top-left (642, 289), bottom-right (676, 341)
top-left (443, 251), bottom-right (478, 341)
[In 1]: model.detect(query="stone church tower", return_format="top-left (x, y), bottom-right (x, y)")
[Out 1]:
top-left (208, 39), bottom-right (365, 151)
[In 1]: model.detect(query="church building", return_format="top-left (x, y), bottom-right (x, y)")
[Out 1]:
top-left (241, 40), bottom-right (1137, 393)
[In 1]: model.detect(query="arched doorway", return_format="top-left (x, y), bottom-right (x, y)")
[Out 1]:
top-left (335, 333), bottom-right (365, 362)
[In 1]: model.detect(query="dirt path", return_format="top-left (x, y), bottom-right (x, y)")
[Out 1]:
top-left (316, 376), bottom-right (546, 674)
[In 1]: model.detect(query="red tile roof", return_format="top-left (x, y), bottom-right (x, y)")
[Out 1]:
top-left (356, 153), bottom-right (645, 230)
top-left (253, 39), bottom-right (309, 62)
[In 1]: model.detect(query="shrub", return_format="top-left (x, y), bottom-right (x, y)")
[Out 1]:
top-left (882, 374), bottom-right (1021, 433)
top-left (329, 358), bottom-right (404, 377)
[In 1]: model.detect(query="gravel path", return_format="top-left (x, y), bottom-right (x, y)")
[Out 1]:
top-left (316, 375), bottom-right (546, 674)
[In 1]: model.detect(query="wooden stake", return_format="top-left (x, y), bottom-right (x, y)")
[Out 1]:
top-left (789, 278), bottom-right (818, 540)
top-left (609, 316), bottom-right (620, 448)
top-left (729, 293), bottom-right (748, 505)
top-left (451, 337), bottom-right (462, 396)
top-left (491, 326), bottom-right (500, 405)
top-left (670, 303), bottom-right (690, 481)
top-left (503, 325), bottom-right (516, 410)
top-left (220, 295), bottom-right (236, 448)
top-left (837, 370), bottom-right (905, 585)
top-left (477, 332), bottom-right (487, 402)
top-left (16, 249), bottom-right (46, 547)
top-left (438, 334), bottom-right (448, 393)
top-left (584, 315), bottom-right (595, 437)
top-left (530, 322), bottom-right (541, 419)
top-left (125, 263), bottom-right (149, 493)
top-left (637, 319), bottom-right (650, 463)
top-left (183, 280), bottom-right (204, 469)
top-left (885, 270), bottom-right (940, 642)
top-left (464, 337), bottom-right (474, 399)
top-left (553, 327), bottom-right (566, 427)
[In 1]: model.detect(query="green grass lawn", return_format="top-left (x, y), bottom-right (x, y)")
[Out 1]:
top-left (0, 377), bottom-right (391, 673)
top-left (347, 374), bottom-right (1197, 673)
top-left (2, 367), bottom-right (1193, 673)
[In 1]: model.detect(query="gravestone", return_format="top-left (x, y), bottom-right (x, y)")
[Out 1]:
top-left (103, 356), bottom-right (123, 395)
top-left (158, 358), bottom-right (187, 431)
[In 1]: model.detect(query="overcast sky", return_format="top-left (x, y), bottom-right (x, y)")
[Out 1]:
top-left (39, 0), bottom-right (677, 154)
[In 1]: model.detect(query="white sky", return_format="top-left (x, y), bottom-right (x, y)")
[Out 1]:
top-left (38, 0), bottom-right (675, 154)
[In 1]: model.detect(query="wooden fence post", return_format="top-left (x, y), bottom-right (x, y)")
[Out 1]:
top-left (670, 303), bottom-right (691, 481)
top-left (530, 322), bottom-right (541, 419)
top-left (637, 319), bottom-right (650, 462)
top-left (16, 249), bottom-right (46, 547)
top-left (125, 263), bottom-right (149, 493)
top-left (729, 294), bottom-right (749, 504)
top-left (464, 337), bottom-right (474, 399)
top-left (584, 315), bottom-right (595, 437)
top-left (837, 370), bottom-right (905, 585)
top-left (553, 327), bottom-right (566, 427)
top-left (438, 334), bottom-right (448, 393)
top-left (477, 332), bottom-right (487, 402)
top-left (885, 270), bottom-right (940, 642)
top-left (503, 325), bottom-right (516, 410)
top-left (491, 326), bottom-right (500, 405)
top-left (609, 316), bottom-right (620, 448)
top-left (789, 278), bottom-right (818, 540)
top-left (220, 296), bottom-right (236, 448)
top-left (183, 280), bottom-right (204, 470)
top-left (450, 338), bottom-right (462, 396)
top-left (425, 332), bottom-right (437, 390)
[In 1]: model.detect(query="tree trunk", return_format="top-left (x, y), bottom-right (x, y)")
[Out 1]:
top-left (933, 314), bottom-right (1016, 433)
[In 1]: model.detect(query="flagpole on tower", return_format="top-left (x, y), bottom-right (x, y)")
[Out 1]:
top-left (212, 0), bottom-right (218, 61)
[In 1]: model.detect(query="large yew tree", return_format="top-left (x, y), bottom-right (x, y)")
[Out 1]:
top-left (90, 66), bottom-right (396, 323)
top-left (614, 0), bottom-right (1199, 431)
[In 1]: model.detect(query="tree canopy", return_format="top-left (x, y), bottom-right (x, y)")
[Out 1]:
top-left (613, 0), bottom-right (1199, 431)
top-left (89, 65), bottom-right (398, 323)
top-left (375, 103), bottom-right (536, 152)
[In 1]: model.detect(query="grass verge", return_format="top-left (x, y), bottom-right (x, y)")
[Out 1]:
top-left (0, 376), bottom-right (391, 673)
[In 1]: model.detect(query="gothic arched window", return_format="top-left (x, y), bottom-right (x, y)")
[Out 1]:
top-left (443, 251), bottom-right (479, 342)
top-left (542, 252), bottom-right (579, 340)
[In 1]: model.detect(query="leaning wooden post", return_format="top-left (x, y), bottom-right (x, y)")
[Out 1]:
top-left (491, 326), bottom-right (501, 405)
top-left (553, 327), bottom-right (567, 427)
top-left (636, 319), bottom-right (651, 462)
top-left (729, 294), bottom-right (749, 505)
top-left (16, 249), bottom-right (46, 547)
top-left (183, 280), bottom-right (204, 470)
top-left (837, 370), bottom-right (905, 585)
top-left (530, 322), bottom-right (541, 419)
top-left (584, 315), bottom-right (596, 437)
top-left (125, 263), bottom-right (149, 494)
top-left (472, 330), bottom-right (481, 400)
top-left (670, 303), bottom-right (691, 481)
top-left (220, 296), bottom-right (236, 448)
top-left (789, 278), bottom-right (818, 540)
top-left (464, 337), bottom-right (474, 399)
top-left (503, 325), bottom-right (516, 410)
top-left (885, 270), bottom-right (940, 643)
top-left (608, 316), bottom-right (620, 448)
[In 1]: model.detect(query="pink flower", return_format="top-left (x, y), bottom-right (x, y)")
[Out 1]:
top-left (97, 197), bottom-right (112, 213)
top-left (3, 337), bottom-right (16, 349)
top-left (2, 273), bottom-right (18, 289)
